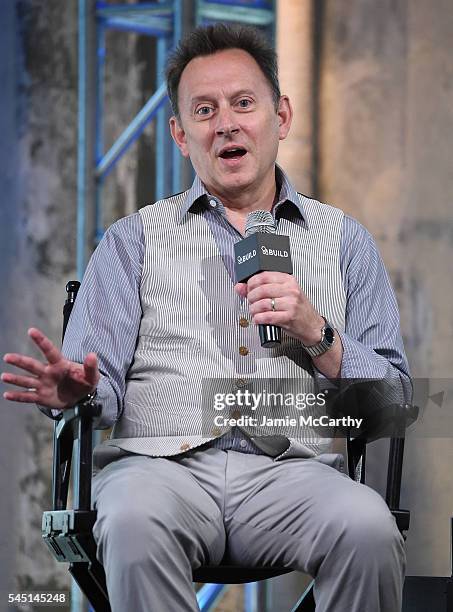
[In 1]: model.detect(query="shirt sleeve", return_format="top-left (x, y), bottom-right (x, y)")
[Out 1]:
top-left (336, 215), bottom-right (412, 403)
top-left (37, 212), bottom-right (144, 429)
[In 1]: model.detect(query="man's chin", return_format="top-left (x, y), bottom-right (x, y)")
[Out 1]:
top-left (213, 170), bottom-right (255, 192)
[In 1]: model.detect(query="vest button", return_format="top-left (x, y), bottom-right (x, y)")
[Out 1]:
top-left (211, 427), bottom-right (222, 437)
top-left (235, 378), bottom-right (247, 388)
top-left (180, 442), bottom-right (191, 452)
top-left (231, 409), bottom-right (241, 420)
top-left (239, 346), bottom-right (249, 356)
top-left (239, 317), bottom-right (249, 328)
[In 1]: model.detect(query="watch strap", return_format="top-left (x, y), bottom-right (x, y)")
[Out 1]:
top-left (302, 317), bottom-right (336, 358)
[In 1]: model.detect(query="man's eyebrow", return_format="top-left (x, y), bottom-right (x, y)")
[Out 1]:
top-left (189, 90), bottom-right (256, 105)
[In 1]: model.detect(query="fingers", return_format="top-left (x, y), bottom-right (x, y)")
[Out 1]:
top-left (1, 371), bottom-right (40, 390)
top-left (245, 273), bottom-right (303, 305)
top-left (245, 271), bottom-right (291, 292)
top-left (3, 353), bottom-right (45, 376)
top-left (3, 390), bottom-right (40, 403)
top-left (28, 327), bottom-right (62, 365)
top-left (235, 274), bottom-right (291, 298)
top-left (2, 329), bottom-right (61, 376)
top-left (4, 392), bottom-right (41, 403)
top-left (247, 283), bottom-right (289, 306)
top-left (252, 310), bottom-right (288, 326)
top-left (249, 296), bottom-right (282, 317)
top-left (234, 282), bottom-right (248, 298)
top-left (1, 367), bottom-right (41, 404)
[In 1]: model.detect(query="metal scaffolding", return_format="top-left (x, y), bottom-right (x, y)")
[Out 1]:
top-left (77, 0), bottom-right (275, 277)
top-left (76, 2), bottom-right (276, 611)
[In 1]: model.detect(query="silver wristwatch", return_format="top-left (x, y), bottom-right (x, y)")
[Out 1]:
top-left (302, 317), bottom-right (336, 358)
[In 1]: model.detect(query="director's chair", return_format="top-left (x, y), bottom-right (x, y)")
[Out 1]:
top-left (41, 281), bottom-right (417, 611)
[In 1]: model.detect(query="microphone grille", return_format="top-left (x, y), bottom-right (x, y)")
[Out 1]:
top-left (245, 210), bottom-right (276, 236)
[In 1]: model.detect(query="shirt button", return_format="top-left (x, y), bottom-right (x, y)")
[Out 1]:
top-left (240, 439), bottom-right (247, 448)
top-left (235, 378), bottom-right (247, 388)
top-left (239, 317), bottom-right (249, 328)
top-left (209, 198), bottom-right (217, 208)
top-left (239, 346), bottom-right (249, 356)
top-left (180, 442), bottom-right (191, 452)
top-left (231, 409), bottom-right (241, 419)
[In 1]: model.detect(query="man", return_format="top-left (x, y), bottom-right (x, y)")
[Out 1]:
top-left (2, 24), bottom-right (411, 612)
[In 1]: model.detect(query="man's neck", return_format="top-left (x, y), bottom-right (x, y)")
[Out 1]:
top-left (208, 174), bottom-right (279, 236)
top-left (224, 203), bottom-right (275, 237)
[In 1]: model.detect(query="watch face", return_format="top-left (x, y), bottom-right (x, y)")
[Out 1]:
top-left (324, 326), bottom-right (335, 344)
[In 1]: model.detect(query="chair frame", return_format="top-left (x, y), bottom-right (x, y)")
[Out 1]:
top-left (41, 282), bottom-right (416, 612)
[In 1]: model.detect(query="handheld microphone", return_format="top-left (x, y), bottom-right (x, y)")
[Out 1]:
top-left (234, 211), bottom-right (293, 348)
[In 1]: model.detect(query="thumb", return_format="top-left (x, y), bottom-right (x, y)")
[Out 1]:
top-left (83, 352), bottom-right (99, 387)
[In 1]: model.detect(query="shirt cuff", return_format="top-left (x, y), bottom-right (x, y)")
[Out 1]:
top-left (336, 330), bottom-right (412, 406)
top-left (92, 376), bottom-right (118, 429)
top-left (338, 330), bottom-right (389, 379)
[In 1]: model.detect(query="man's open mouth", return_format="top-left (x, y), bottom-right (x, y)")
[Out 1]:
top-left (219, 147), bottom-right (247, 159)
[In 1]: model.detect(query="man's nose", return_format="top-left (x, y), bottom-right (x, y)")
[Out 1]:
top-left (215, 107), bottom-right (240, 136)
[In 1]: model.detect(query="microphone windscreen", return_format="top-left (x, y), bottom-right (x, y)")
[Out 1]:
top-left (245, 210), bottom-right (276, 236)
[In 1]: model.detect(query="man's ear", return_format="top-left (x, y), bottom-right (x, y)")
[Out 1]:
top-left (169, 116), bottom-right (190, 158)
top-left (277, 95), bottom-right (293, 141)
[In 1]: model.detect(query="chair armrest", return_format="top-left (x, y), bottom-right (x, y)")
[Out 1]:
top-left (350, 402), bottom-right (419, 444)
top-left (52, 397), bottom-right (101, 512)
top-left (55, 400), bottom-right (102, 438)
top-left (323, 378), bottom-right (418, 443)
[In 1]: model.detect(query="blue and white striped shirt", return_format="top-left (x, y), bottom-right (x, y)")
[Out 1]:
top-left (56, 167), bottom-right (411, 454)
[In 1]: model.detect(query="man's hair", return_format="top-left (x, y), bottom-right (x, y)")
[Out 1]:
top-left (165, 23), bottom-right (281, 120)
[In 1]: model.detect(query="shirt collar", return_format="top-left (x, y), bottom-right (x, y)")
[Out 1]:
top-left (178, 164), bottom-right (307, 227)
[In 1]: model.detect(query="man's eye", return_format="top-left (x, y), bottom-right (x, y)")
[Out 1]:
top-left (238, 99), bottom-right (252, 108)
top-left (195, 106), bottom-right (212, 116)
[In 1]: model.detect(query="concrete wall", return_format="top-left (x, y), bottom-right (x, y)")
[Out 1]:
top-left (0, 0), bottom-right (76, 601)
top-left (0, 0), bottom-right (143, 604)
top-left (276, 0), bottom-right (453, 593)
top-left (318, 0), bottom-right (453, 576)
top-left (276, 0), bottom-right (314, 194)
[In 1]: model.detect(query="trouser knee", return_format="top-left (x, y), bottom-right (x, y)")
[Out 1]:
top-left (94, 506), bottom-right (183, 566)
top-left (324, 498), bottom-right (405, 573)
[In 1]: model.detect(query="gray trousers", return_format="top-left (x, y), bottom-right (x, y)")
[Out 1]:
top-left (91, 447), bottom-right (405, 612)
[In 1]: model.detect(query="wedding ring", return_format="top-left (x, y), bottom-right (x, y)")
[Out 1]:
top-left (271, 298), bottom-right (276, 312)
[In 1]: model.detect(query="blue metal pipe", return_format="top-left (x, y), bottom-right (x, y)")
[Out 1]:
top-left (197, 1), bottom-right (274, 26)
top-left (95, 21), bottom-right (105, 244)
top-left (155, 32), bottom-right (168, 200)
top-left (171, 0), bottom-right (182, 194)
top-left (96, 1), bottom-right (173, 16)
top-left (290, 580), bottom-right (315, 612)
top-left (244, 582), bottom-right (258, 612)
top-left (197, 583), bottom-right (229, 611)
top-left (77, 0), bottom-right (88, 280)
top-left (103, 19), bottom-right (172, 36)
top-left (95, 82), bottom-right (168, 179)
top-left (202, 0), bottom-right (273, 6)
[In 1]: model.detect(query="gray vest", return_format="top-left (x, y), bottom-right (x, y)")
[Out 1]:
top-left (103, 191), bottom-right (346, 461)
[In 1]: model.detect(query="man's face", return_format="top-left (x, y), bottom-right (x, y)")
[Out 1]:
top-left (170, 48), bottom-right (292, 201)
